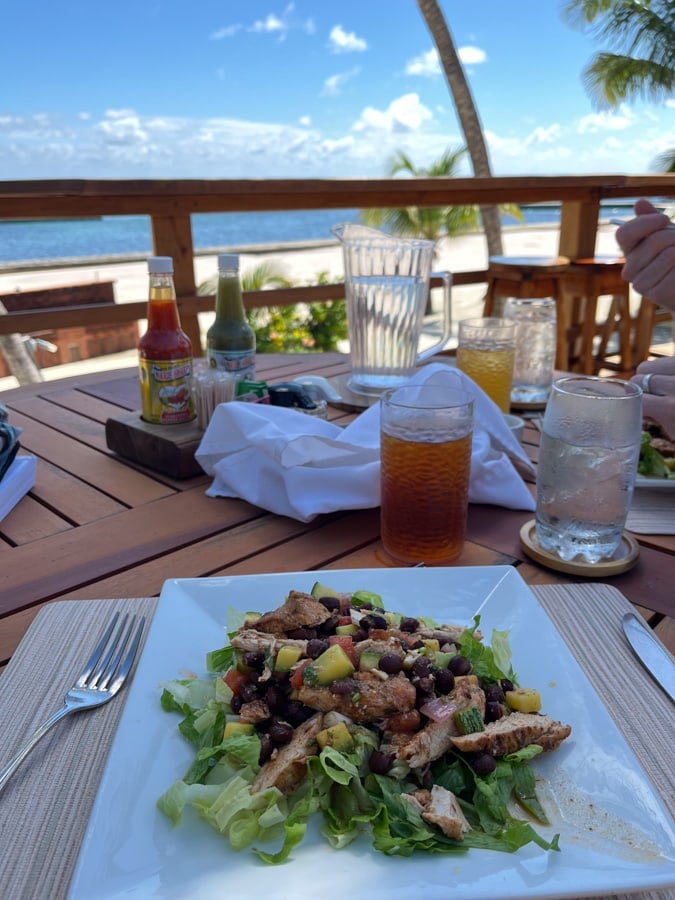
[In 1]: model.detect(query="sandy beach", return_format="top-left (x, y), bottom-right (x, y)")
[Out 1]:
top-left (0, 221), bottom-right (658, 391)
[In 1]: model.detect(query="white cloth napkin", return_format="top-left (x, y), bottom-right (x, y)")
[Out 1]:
top-left (196, 364), bottom-right (536, 522)
top-left (0, 455), bottom-right (37, 521)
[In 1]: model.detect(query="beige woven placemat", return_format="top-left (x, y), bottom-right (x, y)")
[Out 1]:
top-left (627, 488), bottom-right (675, 535)
top-left (0, 587), bottom-right (672, 900)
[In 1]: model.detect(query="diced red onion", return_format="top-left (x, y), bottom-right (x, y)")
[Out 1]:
top-left (419, 697), bottom-right (457, 722)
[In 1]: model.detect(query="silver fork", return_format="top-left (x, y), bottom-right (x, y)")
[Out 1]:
top-left (0, 611), bottom-right (145, 795)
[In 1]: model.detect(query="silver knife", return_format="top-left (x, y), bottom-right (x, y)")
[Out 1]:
top-left (622, 613), bottom-right (675, 702)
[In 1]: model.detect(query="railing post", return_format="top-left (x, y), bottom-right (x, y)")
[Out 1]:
top-left (558, 198), bottom-right (601, 260)
top-left (150, 213), bottom-right (203, 354)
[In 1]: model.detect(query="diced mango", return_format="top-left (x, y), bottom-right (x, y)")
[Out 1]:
top-left (316, 721), bottom-right (354, 752)
top-left (223, 721), bottom-right (255, 740)
top-left (422, 639), bottom-right (440, 652)
top-left (274, 645), bottom-right (303, 672)
top-left (335, 623), bottom-right (359, 636)
top-left (505, 688), bottom-right (542, 713)
top-left (309, 643), bottom-right (355, 685)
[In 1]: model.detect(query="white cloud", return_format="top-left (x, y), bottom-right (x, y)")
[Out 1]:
top-left (329, 25), bottom-right (367, 53)
top-left (299, 115), bottom-right (311, 127)
top-left (322, 67), bottom-right (361, 97)
top-left (352, 93), bottom-right (433, 133)
top-left (665, 98), bottom-right (675, 109)
top-left (406, 49), bottom-right (440, 77)
top-left (577, 106), bottom-right (634, 133)
top-left (458, 46), bottom-right (487, 65)
top-left (406, 45), bottom-right (486, 78)
top-left (251, 14), bottom-right (285, 35)
top-left (210, 25), bottom-right (241, 40)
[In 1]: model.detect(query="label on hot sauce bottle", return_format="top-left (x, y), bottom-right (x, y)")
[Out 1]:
top-left (139, 357), bottom-right (195, 424)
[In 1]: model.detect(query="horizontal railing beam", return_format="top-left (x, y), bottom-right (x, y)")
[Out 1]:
top-left (1, 175), bottom-right (674, 218)
top-left (0, 271), bottom-right (484, 337)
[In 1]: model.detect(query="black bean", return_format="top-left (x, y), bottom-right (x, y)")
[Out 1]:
top-left (351, 628), bottom-right (369, 643)
top-left (448, 654), bottom-right (472, 676)
top-left (485, 701), bottom-right (504, 723)
top-left (361, 613), bottom-right (387, 631)
top-left (358, 601), bottom-right (373, 610)
top-left (369, 750), bottom-right (394, 775)
top-left (471, 753), bottom-right (497, 776)
top-left (500, 678), bottom-right (515, 693)
top-left (378, 653), bottom-right (403, 675)
top-left (287, 627), bottom-right (317, 640)
top-left (484, 683), bottom-right (505, 703)
top-left (284, 700), bottom-right (312, 726)
top-left (239, 682), bottom-right (259, 703)
top-left (259, 733), bottom-right (274, 765)
top-left (230, 694), bottom-right (242, 714)
top-left (319, 596), bottom-right (340, 611)
top-left (435, 668), bottom-right (455, 694)
top-left (415, 688), bottom-right (434, 709)
top-left (268, 721), bottom-right (294, 746)
top-left (242, 650), bottom-right (265, 670)
top-left (409, 639), bottom-right (424, 650)
top-left (264, 684), bottom-right (287, 714)
top-left (399, 616), bottom-right (419, 633)
top-left (318, 614), bottom-right (340, 635)
top-left (306, 638), bottom-right (329, 659)
top-left (411, 656), bottom-right (432, 678)
top-left (415, 675), bottom-right (435, 694)
top-left (330, 677), bottom-right (359, 695)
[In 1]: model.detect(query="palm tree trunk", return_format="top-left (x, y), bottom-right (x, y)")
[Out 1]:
top-left (0, 301), bottom-right (43, 384)
top-left (417, 0), bottom-right (504, 256)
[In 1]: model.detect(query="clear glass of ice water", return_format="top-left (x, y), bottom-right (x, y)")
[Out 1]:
top-left (535, 375), bottom-right (643, 563)
top-left (504, 297), bottom-right (557, 404)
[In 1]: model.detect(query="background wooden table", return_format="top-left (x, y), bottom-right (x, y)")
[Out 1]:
top-left (1, 351), bottom-right (673, 672)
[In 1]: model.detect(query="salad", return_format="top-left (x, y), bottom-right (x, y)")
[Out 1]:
top-left (158, 583), bottom-right (571, 863)
top-left (638, 429), bottom-right (675, 480)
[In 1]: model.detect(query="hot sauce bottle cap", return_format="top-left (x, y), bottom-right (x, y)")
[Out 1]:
top-left (218, 253), bottom-right (240, 271)
top-left (148, 256), bottom-right (174, 274)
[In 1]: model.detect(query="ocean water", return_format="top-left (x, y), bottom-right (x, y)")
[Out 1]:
top-left (0, 203), bottom-right (633, 266)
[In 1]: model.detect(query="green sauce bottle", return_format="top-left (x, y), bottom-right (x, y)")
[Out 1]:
top-left (206, 254), bottom-right (256, 380)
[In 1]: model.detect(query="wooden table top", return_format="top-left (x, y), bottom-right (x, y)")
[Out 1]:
top-left (1, 351), bottom-right (673, 671)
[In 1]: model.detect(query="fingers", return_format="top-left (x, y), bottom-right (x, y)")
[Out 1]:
top-left (634, 198), bottom-right (660, 216)
top-left (616, 212), bottom-right (671, 256)
top-left (635, 358), bottom-right (675, 377)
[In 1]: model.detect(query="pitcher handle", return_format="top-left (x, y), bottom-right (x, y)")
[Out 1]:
top-left (416, 271), bottom-right (453, 363)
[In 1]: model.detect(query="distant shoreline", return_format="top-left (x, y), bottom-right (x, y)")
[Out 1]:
top-left (0, 219), bottom-right (609, 276)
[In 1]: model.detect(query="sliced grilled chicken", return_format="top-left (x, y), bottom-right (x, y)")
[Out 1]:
top-left (251, 712), bottom-right (324, 795)
top-left (251, 590), bottom-right (333, 634)
top-left (391, 678), bottom-right (486, 768)
top-left (402, 785), bottom-right (472, 841)
top-left (296, 671), bottom-right (416, 723)
top-left (450, 711), bottom-right (571, 757)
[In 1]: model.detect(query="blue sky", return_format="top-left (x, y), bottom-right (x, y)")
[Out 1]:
top-left (2, 0), bottom-right (673, 180)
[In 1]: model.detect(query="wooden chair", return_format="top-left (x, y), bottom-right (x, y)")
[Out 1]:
top-left (483, 255), bottom-right (570, 367)
top-left (560, 256), bottom-right (659, 376)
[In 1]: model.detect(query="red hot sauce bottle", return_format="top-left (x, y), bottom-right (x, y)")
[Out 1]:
top-left (138, 256), bottom-right (195, 424)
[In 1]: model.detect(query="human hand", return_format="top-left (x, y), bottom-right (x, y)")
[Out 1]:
top-left (616, 199), bottom-right (675, 309)
top-left (631, 357), bottom-right (675, 440)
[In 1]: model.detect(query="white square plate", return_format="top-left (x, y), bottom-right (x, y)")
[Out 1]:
top-left (68, 567), bottom-right (675, 899)
top-left (635, 474), bottom-right (675, 491)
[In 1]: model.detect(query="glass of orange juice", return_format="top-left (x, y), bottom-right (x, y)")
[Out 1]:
top-left (380, 384), bottom-right (474, 565)
top-left (456, 317), bottom-right (516, 412)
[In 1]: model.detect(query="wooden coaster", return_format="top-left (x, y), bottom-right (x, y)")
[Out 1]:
top-left (519, 519), bottom-right (639, 577)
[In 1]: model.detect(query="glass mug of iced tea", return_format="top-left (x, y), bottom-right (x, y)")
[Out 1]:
top-left (456, 317), bottom-right (516, 412)
top-left (379, 384), bottom-right (474, 565)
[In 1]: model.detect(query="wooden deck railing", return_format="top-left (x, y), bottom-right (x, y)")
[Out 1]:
top-left (1, 174), bottom-right (674, 354)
